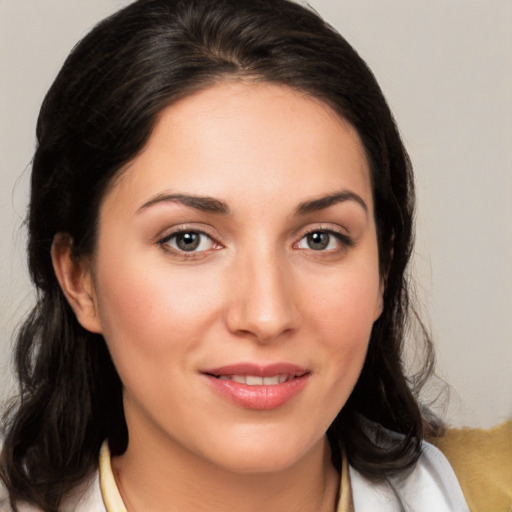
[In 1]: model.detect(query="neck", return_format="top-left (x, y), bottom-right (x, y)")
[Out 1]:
top-left (112, 429), bottom-right (339, 512)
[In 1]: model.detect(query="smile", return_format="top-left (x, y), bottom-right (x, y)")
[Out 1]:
top-left (215, 375), bottom-right (291, 385)
top-left (202, 363), bottom-right (311, 409)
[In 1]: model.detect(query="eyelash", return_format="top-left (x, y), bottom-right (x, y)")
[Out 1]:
top-left (295, 228), bottom-right (354, 253)
top-left (157, 228), bottom-right (222, 260)
top-left (156, 226), bottom-right (353, 259)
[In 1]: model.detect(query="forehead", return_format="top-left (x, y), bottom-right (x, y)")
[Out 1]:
top-left (104, 81), bottom-right (373, 216)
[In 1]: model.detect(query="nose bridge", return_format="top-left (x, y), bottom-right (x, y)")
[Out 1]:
top-left (226, 238), bottom-right (299, 342)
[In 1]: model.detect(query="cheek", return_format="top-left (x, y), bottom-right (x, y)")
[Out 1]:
top-left (301, 262), bottom-right (380, 383)
top-left (292, 273), bottom-right (378, 436)
top-left (93, 252), bottom-right (225, 373)
top-left (305, 264), bottom-right (381, 339)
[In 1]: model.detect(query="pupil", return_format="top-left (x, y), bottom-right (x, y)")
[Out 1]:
top-left (177, 232), bottom-right (200, 251)
top-left (308, 232), bottom-right (329, 250)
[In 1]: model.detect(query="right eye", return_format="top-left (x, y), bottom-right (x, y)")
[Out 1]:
top-left (159, 230), bottom-right (217, 253)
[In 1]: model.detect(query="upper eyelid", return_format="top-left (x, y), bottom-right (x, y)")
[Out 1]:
top-left (300, 226), bottom-right (347, 235)
top-left (159, 231), bottom-right (213, 246)
top-left (157, 224), bottom-right (219, 242)
top-left (297, 224), bottom-right (351, 239)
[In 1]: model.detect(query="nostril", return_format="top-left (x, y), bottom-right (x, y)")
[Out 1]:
top-left (224, 263), bottom-right (301, 342)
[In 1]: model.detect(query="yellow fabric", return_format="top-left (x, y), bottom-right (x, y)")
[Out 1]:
top-left (337, 443), bottom-right (355, 512)
top-left (100, 423), bottom-right (512, 512)
top-left (99, 443), bottom-right (127, 512)
top-left (431, 421), bottom-right (512, 512)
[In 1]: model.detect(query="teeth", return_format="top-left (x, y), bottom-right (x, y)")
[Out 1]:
top-left (246, 375), bottom-right (263, 386)
top-left (215, 374), bottom-right (293, 385)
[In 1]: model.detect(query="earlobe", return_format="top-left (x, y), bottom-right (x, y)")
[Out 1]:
top-left (51, 233), bottom-right (103, 334)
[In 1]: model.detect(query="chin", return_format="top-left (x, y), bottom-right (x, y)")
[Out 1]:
top-left (203, 432), bottom-right (324, 474)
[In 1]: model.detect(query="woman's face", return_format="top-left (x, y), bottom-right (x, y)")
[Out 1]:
top-left (83, 81), bottom-right (382, 472)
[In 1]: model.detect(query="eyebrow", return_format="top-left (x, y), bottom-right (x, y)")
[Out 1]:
top-left (295, 190), bottom-right (368, 216)
top-left (138, 193), bottom-right (230, 215)
top-left (137, 189), bottom-right (367, 216)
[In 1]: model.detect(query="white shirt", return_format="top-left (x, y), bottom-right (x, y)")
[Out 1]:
top-left (1, 440), bottom-right (469, 512)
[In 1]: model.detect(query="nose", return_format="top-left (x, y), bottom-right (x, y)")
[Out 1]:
top-left (225, 251), bottom-right (301, 343)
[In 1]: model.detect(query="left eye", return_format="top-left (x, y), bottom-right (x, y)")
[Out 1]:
top-left (162, 231), bottom-right (216, 252)
top-left (296, 231), bottom-right (345, 251)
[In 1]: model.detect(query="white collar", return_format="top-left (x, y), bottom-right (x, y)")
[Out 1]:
top-left (349, 441), bottom-right (470, 512)
top-left (95, 439), bottom-right (469, 512)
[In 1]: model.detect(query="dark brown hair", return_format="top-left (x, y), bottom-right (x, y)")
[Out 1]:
top-left (1, 0), bottom-right (437, 510)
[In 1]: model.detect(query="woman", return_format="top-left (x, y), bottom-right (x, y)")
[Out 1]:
top-left (0, 0), bottom-right (476, 510)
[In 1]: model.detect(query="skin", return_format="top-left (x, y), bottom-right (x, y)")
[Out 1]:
top-left (53, 81), bottom-right (383, 512)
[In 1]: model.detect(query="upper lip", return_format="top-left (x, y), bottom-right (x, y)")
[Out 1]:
top-left (202, 363), bottom-right (310, 378)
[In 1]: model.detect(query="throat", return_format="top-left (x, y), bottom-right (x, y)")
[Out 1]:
top-left (109, 437), bottom-right (340, 512)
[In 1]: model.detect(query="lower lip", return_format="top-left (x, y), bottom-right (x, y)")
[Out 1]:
top-left (204, 374), bottom-right (310, 410)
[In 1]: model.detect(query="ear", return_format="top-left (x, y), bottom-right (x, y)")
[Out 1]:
top-left (51, 233), bottom-right (103, 334)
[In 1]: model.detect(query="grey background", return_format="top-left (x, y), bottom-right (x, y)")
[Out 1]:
top-left (1, 0), bottom-right (511, 427)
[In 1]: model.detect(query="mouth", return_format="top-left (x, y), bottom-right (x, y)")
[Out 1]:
top-left (201, 363), bottom-right (311, 410)
top-left (206, 372), bottom-right (308, 386)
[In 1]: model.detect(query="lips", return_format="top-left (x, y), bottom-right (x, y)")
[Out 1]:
top-left (202, 363), bottom-right (311, 410)
top-left (216, 374), bottom-right (290, 385)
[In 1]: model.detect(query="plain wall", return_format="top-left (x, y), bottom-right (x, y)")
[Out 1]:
top-left (1, 0), bottom-right (511, 428)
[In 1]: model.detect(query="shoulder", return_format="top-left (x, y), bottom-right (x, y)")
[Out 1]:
top-left (389, 441), bottom-right (470, 511)
top-left (430, 420), bottom-right (512, 512)
top-left (0, 470), bottom-right (105, 512)
top-left (348, 423), bottom-right (470, 511)
top-left (0, 482), bottom-right (13, 512)
top-left (0, 484), bottom-right (37, 512)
